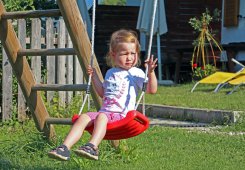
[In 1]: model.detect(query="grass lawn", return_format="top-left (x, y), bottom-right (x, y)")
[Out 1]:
top-left (0, 83), bottom-right (245, 169)
top-left (146, 83), bottom-right (245, 111)
top-left (1, 122), bottom-right (245, 170)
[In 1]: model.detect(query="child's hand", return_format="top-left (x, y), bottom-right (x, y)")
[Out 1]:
top-left (87, 65), bottom-right (95, 76)
top-left (145, 55), bottom-right (158, 73)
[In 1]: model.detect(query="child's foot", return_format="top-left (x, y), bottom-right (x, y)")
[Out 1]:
top-left (48, 145), bottom-right (70, 161)
top-left (74, 143), bottom-right (99, 160)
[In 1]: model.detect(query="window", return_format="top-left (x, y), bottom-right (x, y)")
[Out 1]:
top-left (223, 0), bottom-right (240, 27)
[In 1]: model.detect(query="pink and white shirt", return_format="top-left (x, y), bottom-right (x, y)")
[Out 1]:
top-left (99, 67), bottom-right (145, 117)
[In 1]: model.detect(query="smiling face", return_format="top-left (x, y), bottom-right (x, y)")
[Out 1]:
top-left (112, 42), bottom-right (138, 70)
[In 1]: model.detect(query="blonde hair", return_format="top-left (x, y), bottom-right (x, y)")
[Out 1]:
top-left (106, 29), bottom-right (141, 67)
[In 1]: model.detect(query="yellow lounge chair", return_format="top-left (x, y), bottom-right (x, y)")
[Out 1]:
top-left (191, 72), bottom-right (234, 92)
top-left (227, 74), bottom-right (245, 94)
top-left (191, 59), bottom-right (245, 93)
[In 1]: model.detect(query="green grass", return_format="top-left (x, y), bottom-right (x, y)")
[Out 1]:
top-left (146, 83), bottom-right (245, 111)
top-left (0, 121), bottom-right (245, 170)
top-left (0, 83), bottom-right (245, 169)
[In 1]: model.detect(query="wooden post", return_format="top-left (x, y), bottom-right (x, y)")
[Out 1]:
top-left (1, 48), bottom-right (12, 121)
top-left (31, 18), bottom-right (41, 83)
top-left (0, 1), bottom-right (55, 139)
top-left (46, 18), bottom-right (55, 103)
top-left (17, 19), bottom-right (27, 121)
top-left (57, 0), bottom-right (102, 110)
top-left (57, 18), bottom-right (66, 107)
top-left (66, 32), bottom-right (74, 103)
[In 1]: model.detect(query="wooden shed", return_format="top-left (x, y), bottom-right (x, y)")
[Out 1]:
top-left (93, 0), bottom-right (222, 83)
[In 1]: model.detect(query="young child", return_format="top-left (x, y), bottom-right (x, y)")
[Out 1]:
top-left (48, 29), bottom-right (158, 161)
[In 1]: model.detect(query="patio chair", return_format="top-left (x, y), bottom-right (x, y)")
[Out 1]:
top-left (191, 59), bottom-right (245, 93)
top-left (227, 74), bottom-right (245, 94)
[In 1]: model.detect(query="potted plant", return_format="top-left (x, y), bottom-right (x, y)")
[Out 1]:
top-left (189, 8), bottom-right (223, 80)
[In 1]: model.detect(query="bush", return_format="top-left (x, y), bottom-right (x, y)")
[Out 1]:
top-left (192, 64), bottom-right (217, 80)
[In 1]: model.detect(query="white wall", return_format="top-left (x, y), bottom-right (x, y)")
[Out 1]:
top-left (221, 0), bottom-right (245, 62)
top-left (221, 0), bottom-right (245, 44)
top-left (126, 0), bottom-right (141, 6)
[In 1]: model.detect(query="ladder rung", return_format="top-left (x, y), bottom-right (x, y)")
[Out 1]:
top-left (46, 117), bottom-right (72, 125)
top-left (1, 9), bottom-right (61, 19)
top-left (32, 84), bottom-right (87, 91)
top-left (18, 48), bottom-right (77, 57)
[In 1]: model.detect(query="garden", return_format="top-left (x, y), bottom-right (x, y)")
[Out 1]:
top-left (1, 84), bottom-right (245, 170)
top-left (1, 1), bottom-right (245, 169)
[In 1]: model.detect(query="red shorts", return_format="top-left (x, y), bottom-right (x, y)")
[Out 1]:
top-left (86, 112), bottom-right (124, 123)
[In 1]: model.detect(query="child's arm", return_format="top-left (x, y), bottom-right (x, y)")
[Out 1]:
top-left (87, 65), bottom-right (104, 98)
top-left (145, 55), bottom-right (158, 94)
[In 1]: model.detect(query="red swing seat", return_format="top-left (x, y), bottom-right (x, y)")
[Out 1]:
top-left (75, 110), bottom-right (149, 140)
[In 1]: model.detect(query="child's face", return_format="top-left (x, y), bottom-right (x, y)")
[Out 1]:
top-left (112, 42), bottom-right (138, 70)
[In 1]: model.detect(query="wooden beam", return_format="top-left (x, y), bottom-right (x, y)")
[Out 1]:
top-left (18, 48), bottom-right (77, 57)
top-left (1, 9), bottom-right (61, 19)
top-left (0, 0), bottom-right (56, 140)
top-left (57, 0), bottom-right (103, 110)
top-left (32, 84), bottom-right (87, 91)
top-left (46, 117), bottom-right (72, 125)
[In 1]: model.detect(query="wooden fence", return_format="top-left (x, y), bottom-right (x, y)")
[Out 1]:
top-left (1, 18), bottom-right (85, 122)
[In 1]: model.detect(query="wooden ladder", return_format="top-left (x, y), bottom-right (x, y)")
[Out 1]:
top-left (0, 0), bottom-right (103, 140)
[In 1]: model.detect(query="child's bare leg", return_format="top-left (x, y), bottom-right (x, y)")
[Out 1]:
top-left (89, 113), bottom-right (108, 148)
top-left (63, 114), bottom-right (92, 149)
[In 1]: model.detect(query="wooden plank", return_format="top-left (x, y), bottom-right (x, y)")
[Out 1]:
top-left (18, 48), bottom-right (76, 56)
top-left (1, 9), bottom-right (61, 19)
top-left (66, 32), bottom-right (74, 103)
top-left (57, 0), bottom-right (103, 110)
top-left (46, 18), bottom-right (55, 103)
top-left (1, 48), bottom-right (12, 121)
top-left (31, 18), bottom-right (41, 83)
top-left (32, 84), bottom-right (87, 91)
top-left (25, 37), bottom-right (45, 44)
top-left (74, 55), bottom-right (84, 96)
top-left (46, 117), bottom-right (72, 125)
top-left (57, 18), bottom-right (66, 106)
top-left (0, 1), bottom-right (55, 139)
top-left (17, 19), bottom-right (27, 121)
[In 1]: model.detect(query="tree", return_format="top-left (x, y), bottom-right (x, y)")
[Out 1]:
top-left (3, 0), bottom-right (58, 11)
top-left (3, 0), bottom-right (35, 11)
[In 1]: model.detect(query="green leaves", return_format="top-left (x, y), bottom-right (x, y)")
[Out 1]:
top-left (192, 64), bottom-right (217, 80)
top-left (3, 0), bottom-right (35, 11)
top-left (189, 8), bottom-right (220, 31)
